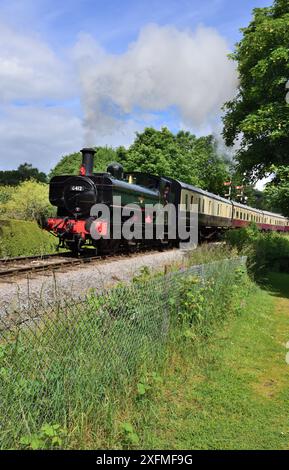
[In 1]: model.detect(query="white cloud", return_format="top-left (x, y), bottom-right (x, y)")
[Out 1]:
top-left (0, 22), bottom-right (81, 173)
top-left (0, 23), bottom-right (75, 103)
top-left (0, 106), bottom-right (83, 172)
top-left (0, 21), bottom-right (238, 172)
top-left (74, 24), bottom-right (238, 145)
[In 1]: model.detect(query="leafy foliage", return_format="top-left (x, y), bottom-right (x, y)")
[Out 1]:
top-left (120, 422), bottom-right (140, 447)
top-left (120, 128), bottom-right (231, 194)
top-left (20, 423), bottom-right (67, 450)
top-left (0, 219), bottom-right (57, 257)
top-left (0, 163), bottom-right (47, 185)
top-left (223, 0), bottom-right (289, 179)
top-left (0, 185), bottom-right (15, 206)
top-left (265, 165), bottom-right (289, 216)
top-left (226, 224), bottom-right (289, 276)
top-left (0, 180), bottom-right (54, 223)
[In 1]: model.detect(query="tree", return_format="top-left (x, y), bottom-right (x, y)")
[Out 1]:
top-left (223, 0), bottom-right (289, 179)
top-left (0, 163), bottom-right (47, 185)
top-left (265, 165), bottom-right (289, 215)
top-left (121, 128), bottom-right (230, 194)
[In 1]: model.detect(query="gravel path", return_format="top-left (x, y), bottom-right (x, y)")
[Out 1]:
top-left (0, 249), bottom-right (189, 317)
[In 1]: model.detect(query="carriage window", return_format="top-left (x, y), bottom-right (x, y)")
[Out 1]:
top-left (202, 199), bottom-right (205, 213)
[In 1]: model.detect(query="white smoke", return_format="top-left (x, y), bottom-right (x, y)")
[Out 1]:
top-left (73, 23), bottom-right (238, 146)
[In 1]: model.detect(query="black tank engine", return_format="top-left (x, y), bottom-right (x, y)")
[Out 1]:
top-left (45, 148), bottom-right (175, 254)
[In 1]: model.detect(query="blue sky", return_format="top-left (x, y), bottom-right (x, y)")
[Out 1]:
top-left (0, 0), bottom-right (272, 50)
top-left (0, 0), bottom-right (273, 172)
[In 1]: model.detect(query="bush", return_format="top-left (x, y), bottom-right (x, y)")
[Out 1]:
top-left (0, 180), bottom-right (54, 223)
top-left (225, 224), bottom-right (289, 276)
top-left (0, 185), bottom-right (15, 208)
top-left (0, 219), bottom-right (57, 257)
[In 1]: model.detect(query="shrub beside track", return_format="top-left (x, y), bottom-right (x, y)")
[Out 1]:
top-left (0, 219), bottom-right (57, 257)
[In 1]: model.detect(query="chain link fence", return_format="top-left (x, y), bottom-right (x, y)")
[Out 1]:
top-left (0, 256), bottom-right (247, 449)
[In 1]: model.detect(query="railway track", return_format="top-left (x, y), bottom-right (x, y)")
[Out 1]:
top-left (0, 247), bottom-right (165, 279)
top-left (0, 251), bottom-right (105, 279)
top-left (0, 241), bottom-right (224, 280)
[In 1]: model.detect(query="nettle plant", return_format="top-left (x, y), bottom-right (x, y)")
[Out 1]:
top-left (20, 423), bottom-right (67, 450)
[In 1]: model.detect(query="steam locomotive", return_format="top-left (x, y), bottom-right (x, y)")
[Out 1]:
top-left (45, 148), bottom-right (179, 254)
top-left (44, 148), bottom-right (289, 254)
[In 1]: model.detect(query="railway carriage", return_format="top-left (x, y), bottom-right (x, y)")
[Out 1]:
top-left (261, 211), bottom-right (288, 232)
top-left (175, 182), bottom-right (233, 239)
top-left (232, 202), bottom-right (263, 228)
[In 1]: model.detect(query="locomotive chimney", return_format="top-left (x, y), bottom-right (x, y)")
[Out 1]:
top-left (79, 148), bottom-right (95, 176)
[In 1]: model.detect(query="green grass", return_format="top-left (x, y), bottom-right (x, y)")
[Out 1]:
top-left (265, 272), bottom-right (289, 298)
top-left (125, 274), bottom-right (289, 450)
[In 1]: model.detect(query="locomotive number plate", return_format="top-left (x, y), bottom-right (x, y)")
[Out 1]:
top-left (70, 186), bottom-right (84, 191)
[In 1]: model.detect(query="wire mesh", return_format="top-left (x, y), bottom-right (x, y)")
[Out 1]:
top-left (0, 256), bottom-right (247, 448)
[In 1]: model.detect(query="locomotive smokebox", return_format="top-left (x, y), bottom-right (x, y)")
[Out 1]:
top-left (80, 148), bottom-right (95, 176)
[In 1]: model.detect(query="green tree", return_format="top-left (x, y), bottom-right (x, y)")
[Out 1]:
top-left (0, 163), bottom-right (47, 185)
top-left (223, 0), bottom-right (289, 179)
top-left (122, 128), bottom-right (230, 194)
top-left (265, 165), bottom-right (289, 216)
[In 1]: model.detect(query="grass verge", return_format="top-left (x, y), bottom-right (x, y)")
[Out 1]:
top-left (121, 273), bottom-right (289, 450)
